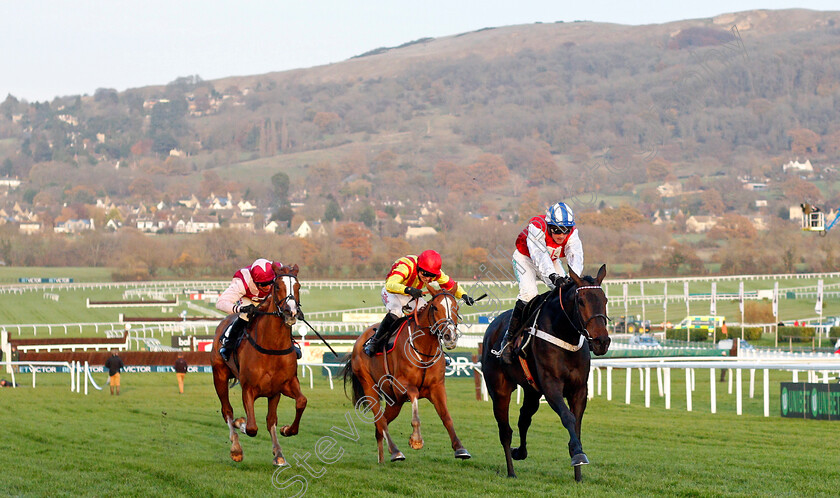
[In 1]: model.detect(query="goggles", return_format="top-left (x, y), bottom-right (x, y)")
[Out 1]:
top-left (419, 269), bottom-right (437, 278)
top-left (549, 225), bottom-right (571, 235)
top-left (255, 279), bottom-right (275, 287)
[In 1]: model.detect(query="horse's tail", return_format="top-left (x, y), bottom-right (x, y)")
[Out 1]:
top-left (341, 354), bottom-right (364, 404)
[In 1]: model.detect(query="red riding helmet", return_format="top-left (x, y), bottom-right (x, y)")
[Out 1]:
top-left (249, 258), bottom-right (275, 284)
top-left (417, 250), bottom-right (442, 277)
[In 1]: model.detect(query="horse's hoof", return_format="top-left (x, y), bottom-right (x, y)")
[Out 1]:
top-left (511, 447), bottom-right (527, 460)
top-left (454, 448), bottom-right (471, 459)
top-left (234, 417), bottom-right (247, 433)
top-left (409, 438), bottom-right (424, 450)
top-left (280, 425), bottom-right (294, 437)
top-left (230, 451), bottom-right (243, 462)
top-left (391, 452), bottom-right (405, 462)
top-left (273, 456), bottom-right (288, 467)
top-left (246, 428), bottom-right (258, 438)
top-left (571, 453), bottom-right (589, 467)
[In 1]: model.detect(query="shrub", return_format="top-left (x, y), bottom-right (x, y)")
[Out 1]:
top-left (666, 328), bottom-right (708, 342)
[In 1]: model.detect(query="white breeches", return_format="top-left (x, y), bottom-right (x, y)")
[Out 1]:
top-left (512, 250), bottom-right (563, 302)
top-left (381, 287), bottom-right (427, 316)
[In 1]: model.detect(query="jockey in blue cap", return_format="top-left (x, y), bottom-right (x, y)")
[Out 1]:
top-left (492, 202), bottom-right (585, 364)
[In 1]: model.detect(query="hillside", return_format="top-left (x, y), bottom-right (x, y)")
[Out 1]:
top-left (1, 9), bottom-right (839, 278)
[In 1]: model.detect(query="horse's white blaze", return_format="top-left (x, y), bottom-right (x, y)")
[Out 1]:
top-left (280, 275), bottom-right (298, 315)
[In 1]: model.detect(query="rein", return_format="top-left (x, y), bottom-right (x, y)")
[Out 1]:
top-left (244, 272), bottom-right (299, 356)
top-left (407, 290), bottom-right (458, 360)
top-left (533, 282), bottom-right (609, 352)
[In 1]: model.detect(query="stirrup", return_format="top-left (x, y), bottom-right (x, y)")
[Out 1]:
top-left (363, 337), bottom-right (376, 356)
top-left (219, 347), bottom-right (231, 362)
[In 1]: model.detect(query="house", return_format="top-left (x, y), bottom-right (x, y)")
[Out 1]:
top-left (743, 182), bottom-right (767, 191)
top-left (226, 215), bottom-right (254, 232)
top-left (54, 219), bottom-right (94, 233)
top-left (750, 216), bottom-right (770, 231)
top-left (657, 182), bottom-right (682, 197)
top-left (685, 215), bottom-right (717, 233)
top-left (782, 159), bottom-right (814, 173)
top-left (293, 220), bottom-right (326, 238)
top-left (405, 226), bottom-right (437, 239)
top-left (263, 220), bottom-right (281, 233)
top-left (755, 200), bottom-right (768, 208)
top-left (19, 221), bottom-right (42, 234)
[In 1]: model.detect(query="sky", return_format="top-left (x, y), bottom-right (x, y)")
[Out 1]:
top-left (1, 1), bottom-right (837, 102)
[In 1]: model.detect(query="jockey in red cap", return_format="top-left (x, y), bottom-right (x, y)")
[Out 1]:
top-left (216, 258), bottom-right (298, 361)
top-left (493, 202), bottom-right (585, 364)
top-left (364, 250), bottom-right (475, 356)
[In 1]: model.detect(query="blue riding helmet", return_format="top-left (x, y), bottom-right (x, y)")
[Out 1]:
top-left (546, 202), bottom-right (575, 227)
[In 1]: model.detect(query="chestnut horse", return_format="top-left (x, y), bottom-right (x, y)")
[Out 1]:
top-left (481, 265), bottom-right (610, 482)
top-left (342, 288), bottom-right (471, 463)
top-left (211, 263), bottom-right (307, 466)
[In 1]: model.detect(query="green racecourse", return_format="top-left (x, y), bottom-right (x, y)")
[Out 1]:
top-left (1, 372), bottom-right (839, 496)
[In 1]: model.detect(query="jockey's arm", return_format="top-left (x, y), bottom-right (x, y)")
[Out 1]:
top-left (216, 279), bottom-right (247, 314)
top-left (564, 231), bottom-right (585, 276)
top-left (436, 271), bottom-right (465, 299)
top-left (526, 223), bottom-right (559, 280)
top-left (385, 273), bottom-right (411, 295)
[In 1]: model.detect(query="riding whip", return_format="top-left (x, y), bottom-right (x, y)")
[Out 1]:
top-left (299, 317), bottom-right (339, 357)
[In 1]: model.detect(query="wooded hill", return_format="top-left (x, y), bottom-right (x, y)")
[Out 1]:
top-left (0, 8), bottom-right (839, 278)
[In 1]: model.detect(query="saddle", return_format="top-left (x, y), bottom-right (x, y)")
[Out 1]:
top-left (511, 290), bottom-right (552, 359)
top-left (372, 318), bottom-right (410, 356)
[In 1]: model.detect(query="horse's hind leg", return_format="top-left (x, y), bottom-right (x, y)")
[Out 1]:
top-left (213, 364), bottom-right (243, 462)
top-left (279, 377), bottom-right (307, 437)
top-left (428, 383), bottom-right (470, 459)
top-left (512, 388), bottom-right (541, 461)
top-left (267, 393), bottom-right (288, 467)
top-left (489, 386), bottom-right (516, 477)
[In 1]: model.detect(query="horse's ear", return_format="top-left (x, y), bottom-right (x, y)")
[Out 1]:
top-left (271, 262), bottom-right (284, 274)
top-left (596, 264), bottom-right (607, 285)
top-left (568, 265), bottom-right (584, 286)
top-left (289, 264), bottom-right (300, 276)
top-left (426, 285), bottom-right (440, 297)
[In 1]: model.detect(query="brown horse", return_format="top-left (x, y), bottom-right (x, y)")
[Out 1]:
top-left (342, 288), bottom-right (471, 463)
top-left (211, 263), bottom-right (307, 466)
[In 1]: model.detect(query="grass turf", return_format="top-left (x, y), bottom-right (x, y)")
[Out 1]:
top-left (1, 370), bottom-right (839, 496)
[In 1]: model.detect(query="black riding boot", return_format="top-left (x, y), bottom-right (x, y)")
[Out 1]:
top-left (220, 317), bottom-right (247, 361)
top-left (365, 313), bottom-right (398, 356)
top-left (495, 299), bottom-right (528, 365)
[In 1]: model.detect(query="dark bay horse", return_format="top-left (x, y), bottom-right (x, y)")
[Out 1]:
top-left (342, 288), bottom-right (471, 463)
top-left (481, 264), bottom-right (610, 481)
top-left (211, 263), bottom-right (307, 466)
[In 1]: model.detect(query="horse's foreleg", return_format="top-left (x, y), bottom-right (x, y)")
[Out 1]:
top-left (267, 394), bottom-right (287, 467)
top-left (512, 388), bottom-right (541, 461)
top-left (359, 381), bottom-right (403, 463)
top-left (428, 384), bottom-right (470, 459)
top-left (407, 388), bottom-right (423, 450)
top-left (279, 378), bottom-right (307, 437)
top-left (213, 364), bottom-right (242, 462)
top-left (489, 387), bottom-right (515, 477)
top-left (242, 387), bottom-right (259, 437)
top-left (543, 385), bottom-right (587, 468)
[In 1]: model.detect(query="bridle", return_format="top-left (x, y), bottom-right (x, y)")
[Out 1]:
top-left (241, 272), bottom-right (300, 356)
top-left (408, 290), bottom-right (460, 357)
top-left (558, 283), bottom-right (610, 349)
top-left (251, 272), bottom-right (299, 319)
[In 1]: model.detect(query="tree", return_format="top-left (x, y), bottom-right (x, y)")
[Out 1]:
top-left (335, 222), bottom-right (372, 263)
top-left (271, 171), bottom-right (290, 201)
top-left (324, 199), bottom-right (342, 222)
top-left (787, 128), bottom-right (820, 156)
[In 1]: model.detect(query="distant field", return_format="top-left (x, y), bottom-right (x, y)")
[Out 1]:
top-left (1, 372), bottom-right (838, 496)
top-left (1, 269), bottom-right (838, 340)
top-left (0, 266), bottom-right (116, 283)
